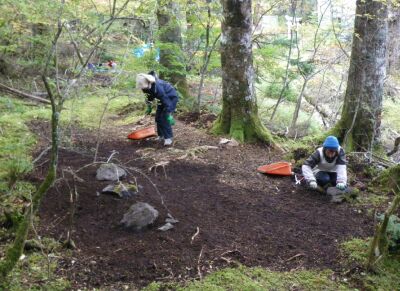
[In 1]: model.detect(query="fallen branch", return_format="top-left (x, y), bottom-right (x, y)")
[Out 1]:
top-left (0, 82), bottom-right (51, 104)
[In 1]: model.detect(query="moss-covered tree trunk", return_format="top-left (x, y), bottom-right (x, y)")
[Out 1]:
top-left (367, 192), bottom-right (400, 269)
top-left (332, 0), bottom-right (387, 152)
top-left (212, 0), bottom-right (273, 143)
top-left (157, 0), bottom-right (191, 103)
top-left (0, 77), bottom-right (59, 284)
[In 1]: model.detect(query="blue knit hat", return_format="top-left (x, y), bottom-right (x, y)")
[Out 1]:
top-left (323, 136), bottom-right (339, 150)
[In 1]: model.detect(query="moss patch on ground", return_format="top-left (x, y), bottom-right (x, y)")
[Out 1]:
top-left (144, 265), bottom-right (350, 291)
top-left (60, 90), bottom-right (142, 128)
top-left (341, 238), bottom-right (400, 290)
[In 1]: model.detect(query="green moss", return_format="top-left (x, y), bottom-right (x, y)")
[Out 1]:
top-left (142, 282), bottom-right (163, 291)
top-left (341, 238), bottom-right (370, 265)
top-left (212, 112), bottom-right (274, 144)
top-left (341, 238), bottom-right (400, 290)
top-left (356, 191), bottom-right (388, 207)
top-left (7, 251), bottom-right (70, 291)
top-left (145, 266), bottom-right (350, 291)
top-left (374, 165), bottom-right (400, 194)
top-left (383, 99), bottom-right (400, 130)
top-left (60, 92), bottom-right (137, 128)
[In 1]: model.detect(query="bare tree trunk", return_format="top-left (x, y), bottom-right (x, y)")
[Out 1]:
top-left (212, 0), bottom-right (273, 144)
top-left (270, 0), bottom-right (297, 121)
top-left (196, 34), bottom-right (220, 113)
top-left (157, 0), bottom-right (191, 102)
top-left (388, 1), bottom-right (400, 74)
top-left (332, 0), bottom-right (388, 152)
top-left (195, 2), bottom-right (212, 113)
top-left (387, 136), bottom-right (400, 156)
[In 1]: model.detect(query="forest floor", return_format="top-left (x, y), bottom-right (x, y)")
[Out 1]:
top-left (31, 115), bottom-right (374, 289)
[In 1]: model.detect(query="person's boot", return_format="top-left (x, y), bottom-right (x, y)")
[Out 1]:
top-left (164, 138), bottom-right (173, 146)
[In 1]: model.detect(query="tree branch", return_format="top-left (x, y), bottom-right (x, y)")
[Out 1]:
top-left (0, 82), bottom-right (51, 104)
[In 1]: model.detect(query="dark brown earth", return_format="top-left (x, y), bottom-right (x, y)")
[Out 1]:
top-left (31, 117), bottom-right (373, 289)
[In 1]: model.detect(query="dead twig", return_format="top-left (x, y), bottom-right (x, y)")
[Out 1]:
top-left (149, 161), bottom-right (169, 178)
top-left (220, 249), bottom-right (242, 257)
top-left (125, 166), bottom-right (173, 217)
top-left (178, 145), bottom-right (218, 160)
top-left (197, 245), bottom-right (205, 280)
top-left (191, 227), bottom-right (200, 244)
top-left (32, 146), bottom-right (52, 165)
top-left (285, 253), bottom-right (305, 262)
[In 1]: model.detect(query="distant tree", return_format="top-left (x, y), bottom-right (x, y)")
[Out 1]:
top-left (331, 0), bottom-right (388, 152)
top-left (388, 0), bottom-right (400, 74)
top-left (212, 0), bottom-right (273, 143)
top-left (157, 0), bottom-right (191, 102)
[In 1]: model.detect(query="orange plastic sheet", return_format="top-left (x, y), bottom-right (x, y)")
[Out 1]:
top-left (127, 126), bottom-right (157, 140)
top-left (257, 162), bottom-right (292, 176)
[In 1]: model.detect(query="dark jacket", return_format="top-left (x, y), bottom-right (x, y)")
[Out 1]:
top-left (143, 79), bottom-right (178, 113)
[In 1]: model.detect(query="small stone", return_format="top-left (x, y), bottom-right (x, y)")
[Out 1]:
top-left (165, 217), bottom-right (179, 224)
top-left (158, 223), bottom-right (174, 231)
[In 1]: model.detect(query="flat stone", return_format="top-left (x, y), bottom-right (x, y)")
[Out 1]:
top-left (96, 163), bottom-right (126, 181)
top-left (101, 182), bottom-right (137, 198)
top-left (158, 223), bottom-right (174, 231)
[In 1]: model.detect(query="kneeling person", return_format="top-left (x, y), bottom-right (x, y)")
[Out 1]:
top-left (302, 136), bottom-right (347, 191)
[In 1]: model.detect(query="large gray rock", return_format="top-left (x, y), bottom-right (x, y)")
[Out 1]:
top-left (96, 163), bottom-right (126, 181)
top-left (120, 202), bottom-right (159, 230)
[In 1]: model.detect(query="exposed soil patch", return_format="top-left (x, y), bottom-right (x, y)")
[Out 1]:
top-left (33, 118), bottom-right (373, 289)
top-left (177, 111), bottom-right (217, 129)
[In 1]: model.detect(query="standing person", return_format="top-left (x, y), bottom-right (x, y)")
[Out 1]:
top-left (302, 136), bottom-right (347, 191)
top-left (136, 72), bottom-right (179, 146)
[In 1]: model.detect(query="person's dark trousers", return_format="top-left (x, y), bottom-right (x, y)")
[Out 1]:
top-left (316, 171), bottom-right (337, 187)
top-left (155, 105), bottom-right (173, 139)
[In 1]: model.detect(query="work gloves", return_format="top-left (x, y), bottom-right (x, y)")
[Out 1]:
top-left (309, 181), bottom-right (318, 189)
top-left (336, 182), bottom-right (346, 190)
top-left (166, 114), bottom-right (175, 125)
top-left (145, 104), bottom-right (152, 115)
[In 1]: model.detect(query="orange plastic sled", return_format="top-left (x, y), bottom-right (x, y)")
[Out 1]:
top-left (257, 162), bottom-right (292, 176)
top-left (127, 126), bottom-right (157, 140)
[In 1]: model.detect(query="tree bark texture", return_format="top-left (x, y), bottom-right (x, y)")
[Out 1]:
top-left (157, 0), bottom-right (190, 102)
top-left (213, 0), bottom-right (272, 143)
top-left (388, 2), bottom-right (400, 74)
top-left (333, 0), bottom-right (388, 151)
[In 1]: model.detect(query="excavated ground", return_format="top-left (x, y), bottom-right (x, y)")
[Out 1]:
top-left (30, 117), bottom-right (373, 289)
